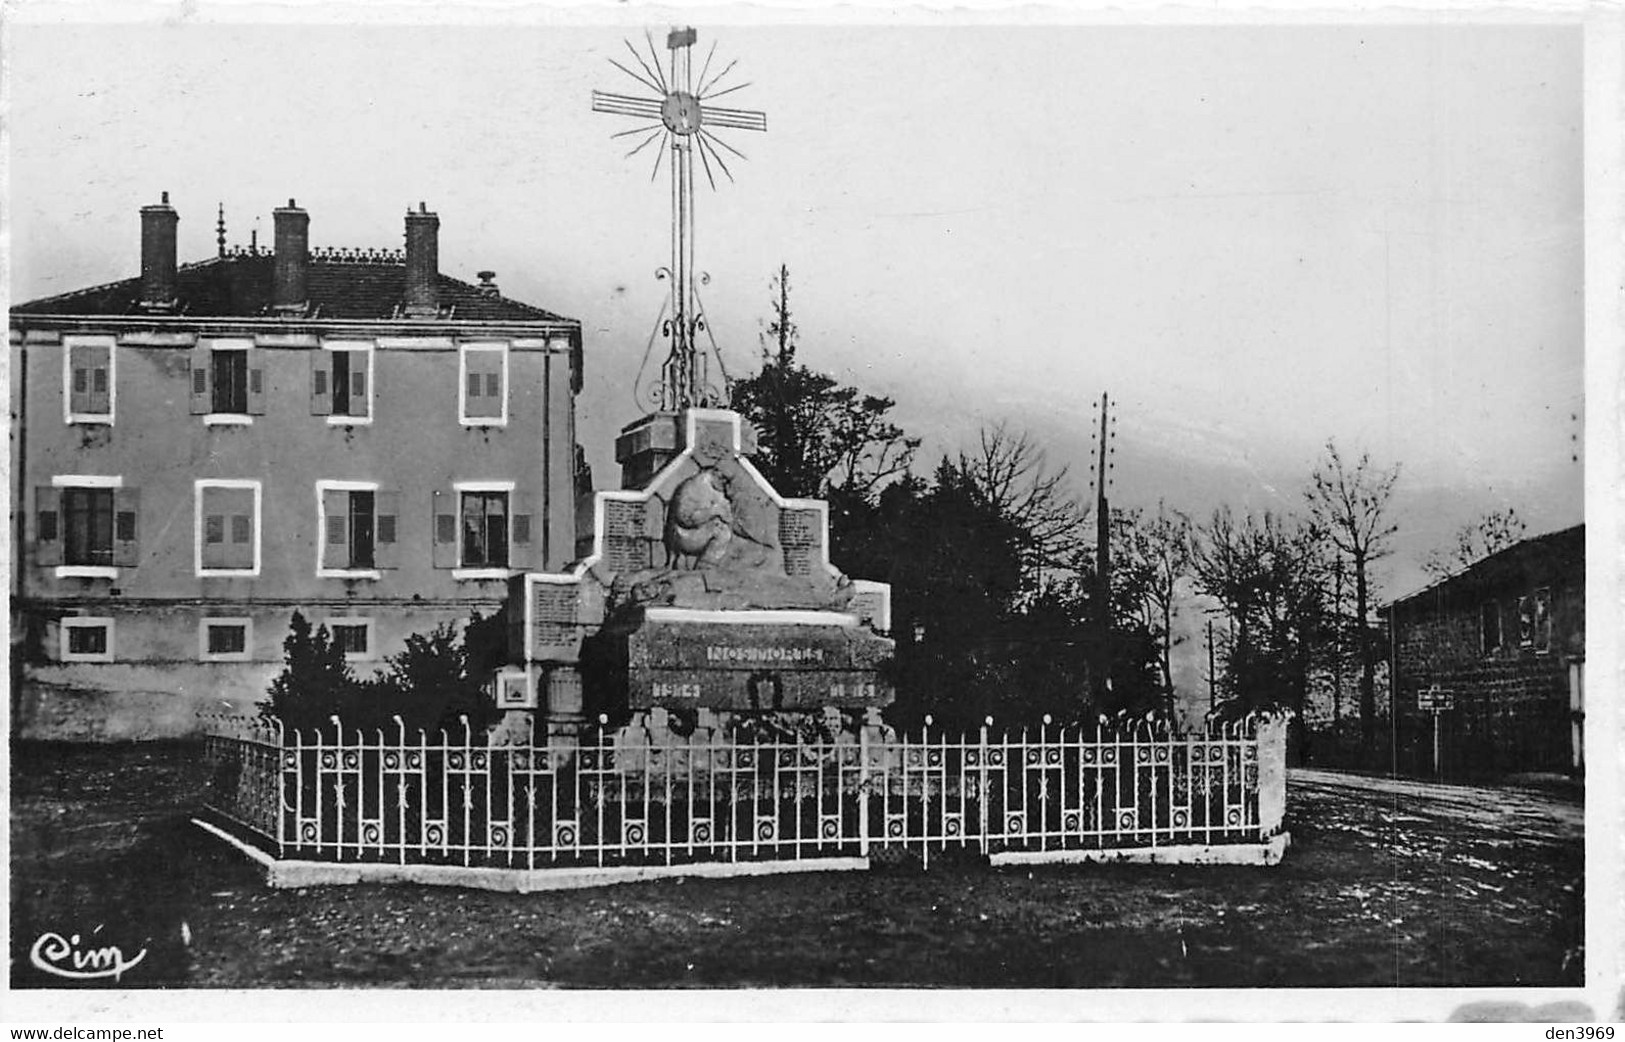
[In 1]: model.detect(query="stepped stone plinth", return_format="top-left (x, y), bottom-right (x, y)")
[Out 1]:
top-left (503, 409), bottom-right (892, 740)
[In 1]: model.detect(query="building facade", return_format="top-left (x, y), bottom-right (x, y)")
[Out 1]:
top-left (1381, 524), bottom-right (1584, 776)
top-left (10, 194), bottom-right (584, 740)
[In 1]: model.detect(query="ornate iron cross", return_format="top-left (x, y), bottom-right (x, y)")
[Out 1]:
top-left (593, 27), bottom-right (768, 412)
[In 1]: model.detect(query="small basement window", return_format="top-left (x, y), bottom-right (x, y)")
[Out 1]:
top-left (61, 617), bottom-right (115, 663)
top-left (326, 618), bottom-right (374, 661)
top-left (200, 617), bottom-right (252, 662)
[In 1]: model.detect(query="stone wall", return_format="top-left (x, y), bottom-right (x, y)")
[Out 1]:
top-left (1384, 537), bottom-right (1583, 775)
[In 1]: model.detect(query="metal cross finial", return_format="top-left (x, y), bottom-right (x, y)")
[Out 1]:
top-left (592, 26), bottom-right (768, 413)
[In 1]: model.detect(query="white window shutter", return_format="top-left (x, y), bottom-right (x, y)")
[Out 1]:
top-left (310, 352), bottom-right (332, 415)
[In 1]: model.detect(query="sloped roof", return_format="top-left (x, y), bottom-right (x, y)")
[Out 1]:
top-left (10, 252), bottom-right (572, 325)
top-left (1385, 523), bottom-right (1584, 611)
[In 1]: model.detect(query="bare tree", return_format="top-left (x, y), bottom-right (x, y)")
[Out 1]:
top-left (1192, 507), bottom-right (1329, 732)
top-left (1117, 502), bottom-right (1193, 699)
top-left (1306, 440), bottom-right (1400, 757)
top-left (953, 423), bottom-right (1090, 591)
top-left (1191, 505), bottom-right (1265, 678)
top-left (1421, 507), bottom-right (1528, 579)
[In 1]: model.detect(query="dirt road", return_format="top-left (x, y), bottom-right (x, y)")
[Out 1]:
top-left (1291, 768), bottom-right (1584, 843)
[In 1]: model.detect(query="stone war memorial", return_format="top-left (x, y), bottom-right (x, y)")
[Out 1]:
top-left (507, 405), bottom-right (898, 749)
top-left (198, 27), bottom-right (1289, 889)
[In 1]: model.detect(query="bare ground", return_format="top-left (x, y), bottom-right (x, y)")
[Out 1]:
top-left (9, 742), bottom-right (1583, 989)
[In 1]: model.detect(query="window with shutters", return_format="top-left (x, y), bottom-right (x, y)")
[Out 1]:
top-left (461, 491), bottom-right (509, 568)
top-left (61, 617), bottom-right (115, 663)
top-left (459, 343), bottom-right (508, 426)
top-left (435, 481), bottom-right (532, 576)
top-left (192, 339), bottom-right (264, 423)
top-left (63, 336), bottom-right (115, 424)
top-left (199, 617), bottom-right (253, 662)
top-left (38, 477), bottom-right (137, 577)
top-left (311, 343), bottom-right (373, 423)
top-left (317, 481), bottom-right (398, 576)
top-left (196, 480), bottom-right (261, 576)
top-left (63, 487), bottom-right (114, 566)
top-left (213, 350), bottom-right (249, 413)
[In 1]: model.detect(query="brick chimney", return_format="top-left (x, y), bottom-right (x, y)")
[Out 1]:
top-left (139, 191), bottom-right (179, 311)
top-left (272, 198), bottom-right (310, 314)
top-left (403, 202), bottom-right (439, 317)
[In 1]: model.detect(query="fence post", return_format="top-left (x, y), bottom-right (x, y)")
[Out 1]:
top-left (1257, 713), bottom-right (1288, 837)
top-left (273, 717), bottom-right (287, 859)
top-left (978, 717), bottom-right (991, 855)
top-left (857, 722), bottom-right (870, 857)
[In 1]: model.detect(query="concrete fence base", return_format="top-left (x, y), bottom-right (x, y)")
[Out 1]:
top-left (195, 818), bottom-right (1291, 892)
top-left (990, 831), bottom-right (1291, 868)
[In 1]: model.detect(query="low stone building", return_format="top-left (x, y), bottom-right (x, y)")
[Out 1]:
top-left (10, 193), bottom-right (583, 740)
top-left (1380, 524), bottom-right (1584, 776)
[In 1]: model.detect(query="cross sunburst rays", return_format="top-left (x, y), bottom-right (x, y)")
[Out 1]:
top-left (590, 28), bottom-right (767, 189)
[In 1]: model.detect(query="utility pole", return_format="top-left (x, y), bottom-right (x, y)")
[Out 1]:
top-left (1332, 553), bottom-right (1344, 726)
top-left (1207, 618), bottom-right (1216, 712)
top-left (1092, 393), bottom-right (1113, 708)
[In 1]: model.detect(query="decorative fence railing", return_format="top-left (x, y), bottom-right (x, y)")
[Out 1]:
top-left (200, 714), bottom-right (1288, 871)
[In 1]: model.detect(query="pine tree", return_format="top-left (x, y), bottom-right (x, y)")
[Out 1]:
top-left (261, 610), bottom-right (356, 737)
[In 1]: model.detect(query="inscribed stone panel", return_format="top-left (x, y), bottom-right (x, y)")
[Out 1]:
top-left (531, 583), bottom-right (580, 655)
top-left (849, 583), bottom-right (891, 632)
top-left (778, 508), bottom-right (821, 577)
top-left (602, 499), bottom-right (651, 573)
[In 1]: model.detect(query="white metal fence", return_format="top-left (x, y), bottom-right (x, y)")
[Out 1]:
top-left (201, 713), bottom-right (1288, 870)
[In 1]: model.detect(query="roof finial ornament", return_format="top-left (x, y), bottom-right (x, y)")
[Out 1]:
top-left (216, 203), bottom-right (227, 258)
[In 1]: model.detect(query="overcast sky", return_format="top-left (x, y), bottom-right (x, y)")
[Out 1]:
top-left (5, 16), bottom-right (1585, 598)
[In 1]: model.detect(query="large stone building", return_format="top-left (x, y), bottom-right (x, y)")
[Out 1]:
top-left (1380, 524), bottom-right (1584, 776)
top-left (10, 194), bottom-right (583, 740)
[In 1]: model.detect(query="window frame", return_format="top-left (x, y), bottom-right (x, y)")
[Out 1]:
top-left (450, 479), bottom-right (517, 579)
top-left (198, 338), bottom-right (262, 425)
top-left (315, 479), bottom-right (383, 579)
top-left (212, 347), bottom-right (250, 415)
top-left (323, 616), bottom-right (376, 662)
top-left (63, 335), bottom-right (116, 425)
top-left (49, 474), bottom-right (123, 579)
top-left (198, 616), bottom-right (253, 663)
top-left (458, 342), bottom-right (509, 427)
top-left (194, 478), bottom-right (263, 577)
top-left (60, 616), bottom-right (115, 663)
top-left (1480, 600), bottom-right (1502, 654)
top-left (1532, 586), bottom-right (1553, 654)
top-left (320, 340), bottom-right (375, 426)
